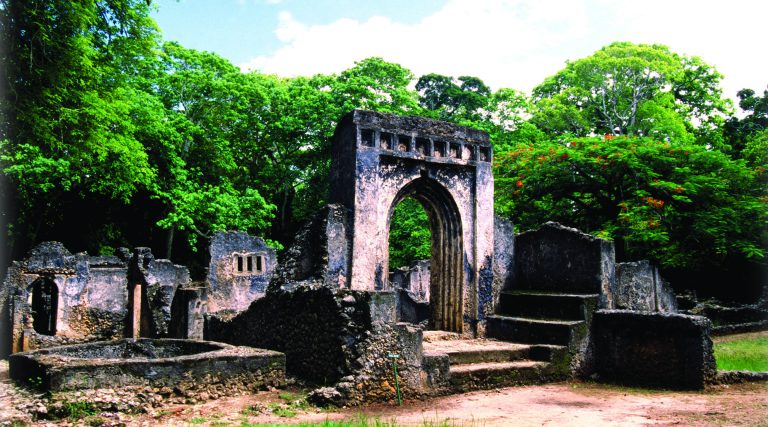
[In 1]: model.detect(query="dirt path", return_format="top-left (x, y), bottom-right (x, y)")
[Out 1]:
top-left (82, 381), bottom-right (767, 427)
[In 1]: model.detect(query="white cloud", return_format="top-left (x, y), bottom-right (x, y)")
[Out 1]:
top-left (240, 0), bottom-right (589, 92)
top-left (239, 0), bottom-right (767, 100)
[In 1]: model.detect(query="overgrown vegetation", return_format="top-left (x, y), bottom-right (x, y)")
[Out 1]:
top-left (714, 335), bottom-right (768, 371)
top-left (1, 1), bottom-right (765, 297)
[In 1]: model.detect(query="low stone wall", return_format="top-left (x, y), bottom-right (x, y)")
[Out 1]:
top-left (687, 300), bottom-right (768, 335)
top-left (207, 285), bottom-right (429, 404)
top-left (592, 310), bottom-right (716, 389)
top-left (206, 286), bottom-right (357, 385)
top-left (9, 339), bottom-right (284, 393)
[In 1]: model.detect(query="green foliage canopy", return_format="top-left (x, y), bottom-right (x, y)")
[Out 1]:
top-left (495, 135), bottom-right (767, 270)
top-left (531, 42), bottom-right (731, 147)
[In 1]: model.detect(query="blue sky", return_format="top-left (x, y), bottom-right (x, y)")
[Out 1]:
top-left (152, 0), bottom-right (768, 102)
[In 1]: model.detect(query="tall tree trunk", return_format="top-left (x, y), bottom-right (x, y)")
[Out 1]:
top-left (165, 227), bottom-right (175, 260)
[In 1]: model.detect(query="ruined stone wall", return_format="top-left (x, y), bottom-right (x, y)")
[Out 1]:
top-left (207, 204), bottom-right (428, 403)
top-left (391, 261), bottom-right (431, 325)
top-left (206, 286), bottom-right (358, 384)
top-left (1, 243), bottom-right (130, 355)
top-left (207, 232), bottom-right (276, 316)
top-left (131, 248), bottom-right (191, 338)
top-left (613, 260), bottom-right (677, 312)
top-left (1, 243), bottom-right (195, 356)
top-left (493, 216), bottom-right (515, 292)
top-left (592, 310), bottom-right (716, 389)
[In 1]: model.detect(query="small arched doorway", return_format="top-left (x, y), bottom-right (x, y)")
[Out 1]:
top-left (388, 177), bottom-right (464, 332)
top-left (30, 278), bottom-right (58, 335)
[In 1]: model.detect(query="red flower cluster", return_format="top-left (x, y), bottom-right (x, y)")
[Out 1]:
top-left (645, 197), bottom-right (665, 209)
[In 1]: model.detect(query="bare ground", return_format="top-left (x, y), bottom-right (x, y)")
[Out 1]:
top-left (122, 381), bottom-right (767, 427)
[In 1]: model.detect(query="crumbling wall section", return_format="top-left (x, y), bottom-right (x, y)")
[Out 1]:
top-left (131, 248), bottom-right (191, 338)
top-left (207, 205), bottom-right (426, 404)
top-left (268, 204), bottom-right (350, 293)
top-left (613, 260), bottom-right (677, 312)
top-left (207, 231), bottom-right (276, 316)
top-left (2, 242), bottom-right (130, 355)
top-left (206, 286), bottom-right (355, 384)
top-left (391, 261), bottom-right (430, 325)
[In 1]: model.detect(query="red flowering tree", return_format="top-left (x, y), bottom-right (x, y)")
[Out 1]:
top-left (495, 135), bottom-right (767, 272)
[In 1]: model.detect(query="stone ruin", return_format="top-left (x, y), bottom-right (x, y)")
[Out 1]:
top-left (1, 110), bottom-right (728, 404)
top-left (206, 231), bottom-right (276, 318)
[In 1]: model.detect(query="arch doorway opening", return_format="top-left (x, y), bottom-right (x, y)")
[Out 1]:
top-left (387, 178), bottom-right (464, 333)
top-left (30, 278), bottom-right (58, 336)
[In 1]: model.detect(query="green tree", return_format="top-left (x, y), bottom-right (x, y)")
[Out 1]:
top-left (724, 86), bottom-right (768, 158)
top-left (415, 74), bottom-right (494, 122)
top-left (151, 43), bottom-right (275, 256)
top-left (532, 42), bottom-right (731, 147)
top-left (495, 135), bottom-right (767, 272)
top-left (389, 197), bottom-right (431, 269)
top-left (332, 57), bottom-right (420, 115)
top-left (0, 0), bottom-right (161, 257)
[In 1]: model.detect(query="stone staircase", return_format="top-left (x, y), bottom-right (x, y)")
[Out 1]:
top-left (421, 331), bottom-right (565, 391)
top-left (420, 290), bottom-right (600, 392)
top-left (486, 290), bottom-right (599, 366)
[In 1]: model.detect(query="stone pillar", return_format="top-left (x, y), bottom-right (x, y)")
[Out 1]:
top-left (21, 329), bottom-right (32, 352)
top-left (130, 283), bottom-right (142, 338)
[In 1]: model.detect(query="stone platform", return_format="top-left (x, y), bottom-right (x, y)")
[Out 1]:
top-left (10, 339), bottom-right (285, 392)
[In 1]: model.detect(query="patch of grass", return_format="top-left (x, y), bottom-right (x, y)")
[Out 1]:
top-left (83, 415), bottom-right (107, 426)
top-left (241, 404), bottom-right (264, 416)
top-left (714, 335), bottom-right (768, 371)
top-left (189, 416), bottom-right (208, 425)
top-left (240, 414), bottom-right (478, 426)
top-left (268, 402), bottom-right (297, 418)
top-left (56, 400), bottom-right (98, 421)
top-left (267, 389), bottom-right (311, 418)
top-left (278, 390), bottom-right (306, 402)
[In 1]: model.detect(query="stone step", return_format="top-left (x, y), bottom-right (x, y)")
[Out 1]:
top-left (448, 360), bottom-right (558, 389)
top-left (423, 338), bottom-right (533, 365)
top-left (497, 291), bottom-right (599, 321)
top-left (486, 315), bottom-right (587, 347)
top-left (422, 330), bottom-right (464, 342)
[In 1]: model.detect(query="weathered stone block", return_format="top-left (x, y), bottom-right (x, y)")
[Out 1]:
top-left (614, 260), bottom-right (677, 312)
top-left (514, 222), bottom-right (615, 302)
top-left (592, 310), bottom-right (716, 389)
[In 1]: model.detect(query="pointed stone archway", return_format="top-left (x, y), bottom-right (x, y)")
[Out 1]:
top-left (330, 110), bottom-right (495, 335)
top-left (389, 177), bottom-right (464, 332)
